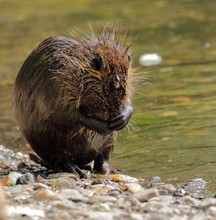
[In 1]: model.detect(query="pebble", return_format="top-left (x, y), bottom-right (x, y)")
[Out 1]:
top-left (47, 172), bottom-right (78, 180)
top-left (134, 188), bottom-right (159, 202)
top-left (130, 213), bottom-right (144, 220)
top-left (7, 172), bottom-right (23, 186)
top-left (108, 188), bottom-right (122, 197)
top-left (82, 189), bottom-right (94, 197)
top-left (159, 189), bottom-right (169, 196)
top-left (118, 174), bottom-right (139, 183)
top-left (7, 184), bottom-right (34, 194)
top-left (124, 183), bottom-right (144, 194)
top-left (56, 189), bottom-right (83, 202)
top-left (159, 183), bottom-right (176, 193)
top-left (33, 183), bottom-right (51, 190)
top-left (207, 206), bottom-right (216, 216)
top-left (199, 198), bottom-right (216, 210)
top-left (183, 178), bottom-right (207, 194)
top-left (89, 184), bottom-right (114, 194)
top-left (16, 172), bottom-right (35, 185)
top-left (91, 194), bottom-right (117, 203)
top-left (35, 189), bottom-right (55, 199)
top-left (7, 206), bottom-right (45, 219)
top-left (150, 176), bottom-right (162, 184)
top-left (39, 176), bottom-right (76, 190)
top-left (95, 203), bottom-right (110, 211)
top-left (174, 187), bottom-right (186, 197)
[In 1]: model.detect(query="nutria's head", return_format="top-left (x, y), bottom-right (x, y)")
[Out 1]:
top-left (54, 28), bottom-right (133, 121)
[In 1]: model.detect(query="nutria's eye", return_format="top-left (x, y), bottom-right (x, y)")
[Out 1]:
top-left (91, 56), bottom-right (103, 71)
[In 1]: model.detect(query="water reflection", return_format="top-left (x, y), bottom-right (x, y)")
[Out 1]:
top-left (0, 0), bottom-right (216, 183)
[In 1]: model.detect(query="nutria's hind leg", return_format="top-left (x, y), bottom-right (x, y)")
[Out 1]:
top-left (93, 135), bottom-right (120, 174)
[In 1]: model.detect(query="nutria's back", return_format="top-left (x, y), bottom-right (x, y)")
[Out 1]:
top-left (14, 28), bottom-right (133, 174)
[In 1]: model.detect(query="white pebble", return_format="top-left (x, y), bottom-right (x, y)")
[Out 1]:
top-left (15, 152), bottom-right (24, 159)
top-left (139, 53), bottom-right (162, 66)
top-left (134, 188), bottom-right (159, 202)
top-left (7, 206), bottom-right (45, 218)
top-left (8, 172), bottom-right (23, 186)
top-left (124, 183), bottom-right (144, 194)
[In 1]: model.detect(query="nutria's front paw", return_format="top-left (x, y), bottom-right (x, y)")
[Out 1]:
top-left (109, 104), bottom-right (133, 131)
top-left (87, 117), bottom-right (113, 135)
top-left (78, 109), bottom-right (112, 135)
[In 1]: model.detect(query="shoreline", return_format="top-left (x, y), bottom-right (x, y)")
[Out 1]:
top-left (1, 145), bottom-right (216, 220)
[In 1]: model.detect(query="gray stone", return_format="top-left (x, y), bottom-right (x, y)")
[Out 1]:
top-left (16, 172), bottom-right (35, 185)
top-left (134, 188), bottom-right (159, 202)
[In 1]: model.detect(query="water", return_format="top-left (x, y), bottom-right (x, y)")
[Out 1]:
top-left (1, 0), bottom-right (216, 183)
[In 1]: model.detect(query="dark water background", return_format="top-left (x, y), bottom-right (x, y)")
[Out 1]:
top-left (0, 0), bottom-right (216, 183)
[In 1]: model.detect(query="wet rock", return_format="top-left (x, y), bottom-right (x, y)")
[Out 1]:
top-left (183, 178), bottom-right (208, 198)
top-left (0, 145), bottom-right (29, 171)
top-left (134, 188), bottom-right (159, 202)
top-left (14, 152), bottom-right (25, 160)
top-left (16, 172), bottom-right (35, 185)
top-left (174, 187), bottom-right (186, 197)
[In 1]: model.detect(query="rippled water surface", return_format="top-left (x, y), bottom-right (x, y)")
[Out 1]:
top-left (0, 0), bottom-right (216, 183)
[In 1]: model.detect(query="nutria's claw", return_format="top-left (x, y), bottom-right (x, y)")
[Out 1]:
top-left (109, 104), bottom-right (133, 131)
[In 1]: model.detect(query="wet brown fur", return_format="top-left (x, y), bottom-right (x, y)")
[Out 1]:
top-left (14, 28), bottom-right (133, 172)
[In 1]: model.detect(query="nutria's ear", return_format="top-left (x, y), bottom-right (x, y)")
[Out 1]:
top-left (91, 56), bottom-right (103, 71)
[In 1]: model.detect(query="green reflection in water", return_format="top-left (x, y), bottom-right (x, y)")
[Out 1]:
top-left (0, 0), bottom-right (216, 184)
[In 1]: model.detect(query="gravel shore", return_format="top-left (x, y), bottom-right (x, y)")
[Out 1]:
top-left (0, 145), bottom-right (216, 220)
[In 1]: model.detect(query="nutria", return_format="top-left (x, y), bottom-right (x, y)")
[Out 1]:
top-left (14, 28), bottom-right (133, 175)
